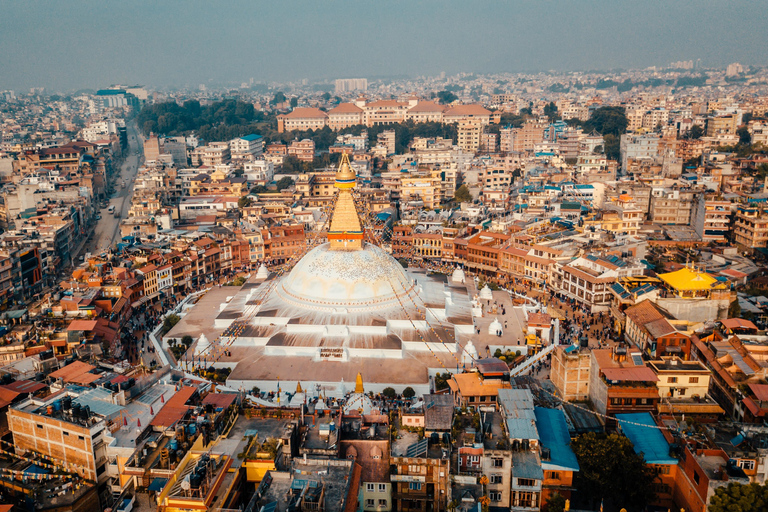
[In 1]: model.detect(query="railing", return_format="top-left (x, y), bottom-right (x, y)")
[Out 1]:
top-left (509, 344), bottom-right (556, 378)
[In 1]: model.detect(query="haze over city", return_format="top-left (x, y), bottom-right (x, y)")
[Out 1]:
top-left (2, 0), bottom-right (768, 91)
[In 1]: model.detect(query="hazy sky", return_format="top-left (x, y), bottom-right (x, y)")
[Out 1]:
top-left (1, 0), bottom-right (767, 92)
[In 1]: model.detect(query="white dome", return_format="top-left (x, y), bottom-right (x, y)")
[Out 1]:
top-left (451, 268), bottom-right (466, 283)
top-left (276, 242), bottom-right (418, 313)
top-left (194, 334), bottom-right (210, 356)
top-left (256, 264), bottom-right (269, 279)
top-left (479, 284), bottom-right (493, 300)
top-left (488, 318), bottom-right (503, 335)
top-left (462, 340), bottom-right (478, 364)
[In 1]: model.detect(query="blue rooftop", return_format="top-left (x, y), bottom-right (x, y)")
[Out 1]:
top-left (616, 413), bottom-right (677, 465)
top-left (534, 407), bottom-right (580, 471)
top-left (240, 134), bottom-right (263, 141)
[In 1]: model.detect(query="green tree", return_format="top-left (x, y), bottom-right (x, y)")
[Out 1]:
top-left (709, 482), bottom-right (768, 512)
top-left (543, 492), bottom-right (567, 512)
top-left (738, 126), bottom-right (752, 145)
top-left (571, 432), bottom-right (655, 512)
top-left (290, 97), bottom-right (298, 108)
top-left (402, 387), bottom-right (416, 399)
top-left (238, 196), bottom-right (252, 209)
top-left (454, 184), bottom-right (472, 203)
top-left (271, 92), bottom-right (287, 105)
top-left (584, 106), bottom-right (628, 136)
top-left (437, 90), bottom-right (458, 104)
top-left (181, 335), bottom-right (193, 347)
top-left (162, 314), bottom-right (181, 335)
top-left (603, 134), bottom-right (621, 161)
top-left (382, 387), bottom-right (396, 399)
top-left (321, 92), bottom-right (331, 101)
top-left (434, 372), bottom-right (452, 391)
top-left (275, 176), bottom-right (295, 191)
top-left (687, 124), bottom-right (704, 139)
top-left (543, 102), bottom-right (559, 122)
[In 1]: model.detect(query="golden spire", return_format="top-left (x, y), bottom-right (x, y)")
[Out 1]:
top-left (354, 372), bottom-right (364, 394)
top-left (335, 152), bottom-right (356, 189)
top-left (296, 381), bottom-right (303, 394)
top-left (328, 152), bottom-right (364, 251)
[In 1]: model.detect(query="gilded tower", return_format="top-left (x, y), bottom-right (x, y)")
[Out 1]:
top-left (328, 153), bottom-right (364, 251)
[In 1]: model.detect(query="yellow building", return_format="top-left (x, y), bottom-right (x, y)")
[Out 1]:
top-left (657, 266), bottom-right (730, 300)
top-left (400, 172), bottom-right (442, 209)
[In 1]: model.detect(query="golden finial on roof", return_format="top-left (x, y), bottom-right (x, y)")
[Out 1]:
top-left (354, 372), bottom-right (364, 394)
top-left (335, 152), bottom-right (356, 190)
top-left (296, 381), bottom-right (303, 394)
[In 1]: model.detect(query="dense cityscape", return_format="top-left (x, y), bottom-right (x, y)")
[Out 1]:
top-left (3, 4), bottom-right (768, 512)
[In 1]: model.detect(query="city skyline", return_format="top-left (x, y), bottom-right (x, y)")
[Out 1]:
top-left (1, 0), bottom-right (768, 91)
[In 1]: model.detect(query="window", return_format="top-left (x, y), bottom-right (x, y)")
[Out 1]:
top-left (365, 499), bottom-right (374, 507)
top-left (490, 491), bottom-right (502, 502)
top-left (679, 388), bottom-right (686, 396)
top-left (409, 482), bottom-right (422, 491)
top-left (739, 460), bottom-right (755, 471)
top-left (378, 499), bottom-right (387, 506)
top-left (517, 478), bottom-right (536, 487)
top-left (667, 377), bottom-right (677, 383)
top-left (63, 431), bottom-right (69, 437)
top-left (548, 471), bottom-right (561, 481)
top-left (37, 424), bottom-right (43, 430)
top-left (490, 474), bottom-right (503, 484)
top-left (689, 377), bottom-right (699, 383)
top-left (492, 457), bottom-right (504, 468)
top-left (378, 484), bottom-right (386, 492)
top-left (367, 483), bottom-right (375, 492)
top-left (693, 471), bottom-right (700, 485)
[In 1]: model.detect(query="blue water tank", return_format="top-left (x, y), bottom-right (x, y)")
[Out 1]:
top-left (169, 439), bottom-right (178, 451)
top-left (53, 400), bottom-right (62, 412)
top-left (187, 424), bottom-right (197, 436)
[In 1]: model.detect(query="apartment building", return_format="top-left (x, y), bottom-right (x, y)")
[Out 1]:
top-left (327, 103), bottom-right (365, 130)
top-left (692, 196), bottom-right (731, 242)
top-left (550, 345), bottom-right (591, 401)
top-left (650, 189), bottom-right (696, 225)
top-left (558, 254), bottom-right (646, 313)
top-left (229, 134), bottom-right (264, 161)
top-left (287, 139), bottom-right (316, 162)
top-left (457, 121), bottom-right (482, 153)
top-left (588, 347), bottom-right (660, 418)
top-left (734, 207), bottom-right (768, 248)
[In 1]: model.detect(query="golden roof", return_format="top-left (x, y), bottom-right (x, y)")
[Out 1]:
top-left (355, 372), bottom-right (364, 394)
top-left (658, 266), bottom-right (724, 291)
top-left (329, 153), bottom-right (364, 250)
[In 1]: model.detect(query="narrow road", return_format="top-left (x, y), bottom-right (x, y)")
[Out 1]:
top-left (86, 121), bottom-right (142, 254)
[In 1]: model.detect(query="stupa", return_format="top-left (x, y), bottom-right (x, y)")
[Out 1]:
top-left (189, 154), bottom-right (481, 395)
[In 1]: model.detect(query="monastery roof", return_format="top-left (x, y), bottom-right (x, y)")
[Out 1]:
top-left (328, 103), bottom-right (363, 114)
top-left (443, 104), bottom-right (491, 116)
top-left (283, 107), bottom-right (328, 119)
top-left (658, 266), bottom-right (723, 291)
top-left (408, 101), bottom-right (445, 113)
top-left (721, 318), bottom-right (758, 331)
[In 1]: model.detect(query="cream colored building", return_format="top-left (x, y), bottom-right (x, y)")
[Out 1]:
top-left (648, 357), bottom-right (712, 400)
top-left (551, 345), bottom-right (591, 401)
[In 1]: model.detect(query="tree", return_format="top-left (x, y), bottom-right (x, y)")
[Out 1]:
top-left (238, 196), bottom-right (252, 209)
top-left (271, 92), bottom-right (287, 105)
top-left (382, 387), bottom-right (396, 399)
top-left (162, 314), bottom-right (181, 335)
top-left (437, 90), bottom-right (458, 104)
top-left (321, 92), bottom-right (331, 101)
top-left (543, 492), bottom-right (567, 512)
top-left (181, 335), bottom-right (193, 347)
top-left (571, 432), bottom-right (655, 512)
top-left (434, 372), bottom-right (452, 391)
top-left (687, 124), bottom-right (704, 139)
top-left (402, 387), bottom-right (416, 399)
top-left (603, 134), bottom-right (621, 161)
top-left (454, 184), bottom-right (472, 203)
top-left (275, 176), bottom-right (294, 191)
top-left (543, 102), bottom-right (559, 122)
top-left (583, 106), bottom-right (628, 136)
top-left (738, 126), bottom-right (752, 145)
top-left (290, 97), bottom-right (298, 108)
top-left (709, 482), bottom-right (768, 512)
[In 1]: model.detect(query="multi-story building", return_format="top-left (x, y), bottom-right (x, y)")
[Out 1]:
top-left (229, 134), bottom-right (264, 161)
top-left (588, 347), bottom-right (660, 418)
top-left (733, 207), bottom-right (768, 248)
top-left (691, 196), bottom-right (731, 242)
top-left (624, 300), bottom-right (691, 359)
top-left (558, 254), bottom-right (646, 313)
top-left (390, 435), bottom-right (450, 512)
top-left (550, 345), bottom-right (592, 401)
top-left (457, 121), bottom-right (482, 153)
top-left (327, 103), bottom-right (365, 130)
top-left (287, 139), bottom-right (315, 162)
top-left (400, 172), bottom-right (442, 209)
top-left (650, 189), bottom-right (696, 225)
top-left (277, 107), bottom-right (328, 132)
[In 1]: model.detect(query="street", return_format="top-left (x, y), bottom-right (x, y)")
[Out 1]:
top-left (86, 121), bottom-right (142, 254)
